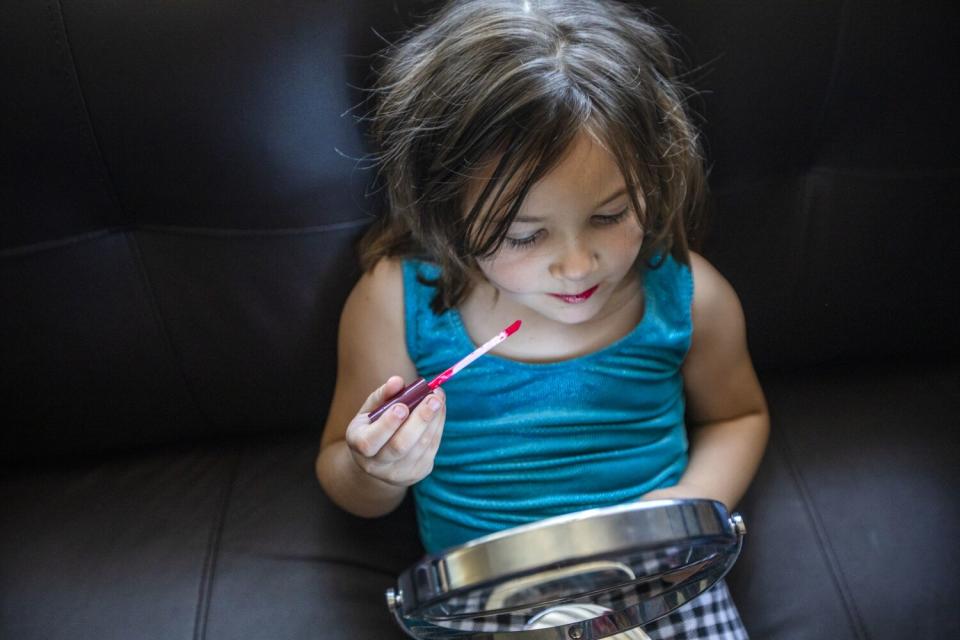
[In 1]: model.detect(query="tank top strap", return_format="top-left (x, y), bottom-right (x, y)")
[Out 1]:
top-left (402, 259), bottom-right (461, 373)
top-left (402, 255), bottom-right (694, 552)
top-left (636, 254), bottom-right (694, 347)
top-left (403, 255), bottom-right (693, 368)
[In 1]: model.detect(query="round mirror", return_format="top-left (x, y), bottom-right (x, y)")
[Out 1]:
top-left (387, 499), bottom-right (746, 639)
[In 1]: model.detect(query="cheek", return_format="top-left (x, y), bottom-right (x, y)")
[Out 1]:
top-left (476, 223), bottom-right (644, 291)
top-left (607, 224), bottom-right (645, 267)
top-left (476, 253), bottom-right (538, 294)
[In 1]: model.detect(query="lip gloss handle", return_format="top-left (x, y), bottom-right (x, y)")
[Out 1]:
top-left (367, 377), bottom-right (430, 423)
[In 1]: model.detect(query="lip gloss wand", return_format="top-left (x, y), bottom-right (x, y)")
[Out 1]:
top-left (367, 320), bottom-right (522, 422)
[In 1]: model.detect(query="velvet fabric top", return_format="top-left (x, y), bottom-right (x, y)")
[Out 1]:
top-left (403, 256), bottom-right (694, 553)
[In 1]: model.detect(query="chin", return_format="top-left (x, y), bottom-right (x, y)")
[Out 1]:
top-left (529, 298), bottom-right (607, 326)
top-left (555, 308), bottom-right (605, 325)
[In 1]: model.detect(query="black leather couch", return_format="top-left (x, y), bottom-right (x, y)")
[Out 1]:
top-left (3, 2), bottom-right (957, 638)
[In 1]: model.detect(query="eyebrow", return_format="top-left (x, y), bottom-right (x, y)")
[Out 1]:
top-left (512, 187), bottom-right (628, 223)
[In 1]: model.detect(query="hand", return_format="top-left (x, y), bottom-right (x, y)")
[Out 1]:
top-left (344, 376), bottom-right (445, 487)
top-left (641, 482), bottom-right (717, 504)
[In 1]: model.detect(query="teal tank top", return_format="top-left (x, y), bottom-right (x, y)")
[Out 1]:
top-left (403, 256), bottom-right (693, 553)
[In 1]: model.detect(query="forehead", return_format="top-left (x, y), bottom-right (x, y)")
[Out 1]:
top-left (523, 132), bottom-right (626, 210)
top-left (464, 130), bottom-right (628, 218)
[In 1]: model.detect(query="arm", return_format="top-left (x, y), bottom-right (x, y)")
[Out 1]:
top-left (644, 252), bottom-right (769, 510)
top-left (316, 258), bottom-right (447, 518)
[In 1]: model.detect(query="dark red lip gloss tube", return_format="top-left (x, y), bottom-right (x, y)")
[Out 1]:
top-left (365, 320), bottom-right (521, 423)
top-left (367, 377), bottom-right (431, 422)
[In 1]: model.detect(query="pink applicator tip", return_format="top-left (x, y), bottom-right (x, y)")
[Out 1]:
top-left (367, 319), bottom-right (522, 422)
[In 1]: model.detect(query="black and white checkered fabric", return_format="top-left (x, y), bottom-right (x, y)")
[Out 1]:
top-left (521, 579), bottom-right (747, 639)
top-left (421, 547), bottom-right (748, 639)
top-left (641, 579), bottom-right (748, 640)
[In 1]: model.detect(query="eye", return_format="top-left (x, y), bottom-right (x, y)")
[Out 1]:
top-left (592, 209), bottom-right (629, 226)
top-left (505, 229), bottom-right (544, 249)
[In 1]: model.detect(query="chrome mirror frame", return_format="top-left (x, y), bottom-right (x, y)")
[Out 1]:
top-left (387, 499), bottom-right (746, 639)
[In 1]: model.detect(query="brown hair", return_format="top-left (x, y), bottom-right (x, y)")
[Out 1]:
top-left (359, 0), bottom-right (706, 313)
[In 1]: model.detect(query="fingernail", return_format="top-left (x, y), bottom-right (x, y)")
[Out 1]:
top-left (392, 404), bottom-right (407, 419)
top-left (428, 397), bottom-right (441, 412)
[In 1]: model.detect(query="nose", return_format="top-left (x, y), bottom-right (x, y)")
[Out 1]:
top-left (549, 238), bottom-right (598, 282)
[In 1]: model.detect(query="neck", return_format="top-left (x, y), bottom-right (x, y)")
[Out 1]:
top-left (459, 272), bottom-right (645, 363)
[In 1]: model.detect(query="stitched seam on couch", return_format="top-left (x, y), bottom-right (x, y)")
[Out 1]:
top-left (138, 220), bottom-right (372, 237)
top-left (246, 551), bottom-right (399, 577)
top-left (125, 228), bottom-right (213, 427)
top-left (807, 0), bottom-right (851, 158)
top-left (193, 449), bottom-right (242, 640)
top-left (0, 221), bottom-right (373, 258)
top-left (45, 0), bottom-right (128, 224)
top-left (0, 228), bottom-right (127, 258)
top-left (776, 427), bottom-right (869, 640)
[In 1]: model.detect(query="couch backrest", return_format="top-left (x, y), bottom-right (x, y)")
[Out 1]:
top-left (2, 1), bottom-right (957, 460)
top-left (674, 2), bottom-right (960, 370)
top-left (1, 1), bottom-right (398, 459)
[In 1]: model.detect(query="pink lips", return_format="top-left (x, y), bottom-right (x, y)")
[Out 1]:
top-left (549, 284), bottom-right (599, 304)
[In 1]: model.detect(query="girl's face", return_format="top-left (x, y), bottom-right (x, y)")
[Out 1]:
top-left (472, 132), bottom-right (645, 326)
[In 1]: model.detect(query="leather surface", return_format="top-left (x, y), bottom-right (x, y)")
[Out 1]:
top-left (729, 360), bottom-right (960, 638)
top-left (1, 446), bottom-right (237, 639)
top-left (1, 434), bottom-right (421, 640)
top-left (2, 0), bottom-right (958, 638)
top-left (3, 0), bottom-right (959, 453)
top-left (3, 363), bottom-right (957, 639)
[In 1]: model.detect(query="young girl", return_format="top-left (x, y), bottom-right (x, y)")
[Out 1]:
top-left (317, 0), bottom-right (769, 637)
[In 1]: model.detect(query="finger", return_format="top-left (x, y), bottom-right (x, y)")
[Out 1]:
top-left (380, 392), bottom-right (444, 461)
top-left (408, 415), bottom-right (444, 482)
top-left (346, 401), bottom-right (409, 458)
top-left (359, 375), bottom-right (407, 413)
top-left (409, 393), bottom-right (446, 471)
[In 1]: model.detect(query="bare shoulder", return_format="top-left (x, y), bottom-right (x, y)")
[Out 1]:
top-left (688, 251), bottom-right (745, 342)
top-left (343, 257), bottom-right (405, 332)
top-left (683, 253), bottom-right (765, 422)
top-left (322, 258), bottom-right (417, 446)
top-left (339, 257), bottom-right (414, 377)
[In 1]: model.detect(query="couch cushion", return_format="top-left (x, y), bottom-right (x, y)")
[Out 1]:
top-left (4, 361), bottom-right (958, 639)
top-left (1, 445), bottom-right (235, 639)
top-left (0, 0), bottom-right (386, 460)
top-left (200, 433), bottom-right (421, 639)
top-left (0, 433), bottom-right (421, 640)
top-left (0, 224), bottom-right (365, 462)
top-left (728, 359), bottom-right (960, 639)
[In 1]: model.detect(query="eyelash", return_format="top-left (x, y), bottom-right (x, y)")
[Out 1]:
top-left (595, 209), bottom-right (629, 226)
top-left (505, 231), bottom-right (543, 249)
top-left (504, 209), bottom-right (630, 250)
